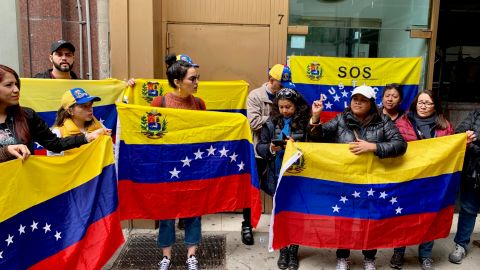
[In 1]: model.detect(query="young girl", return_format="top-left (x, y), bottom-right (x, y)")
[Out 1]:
top-left (50, 88), bottom-right (108, 150)
top-left (256, 88), bottom-right (310, 270)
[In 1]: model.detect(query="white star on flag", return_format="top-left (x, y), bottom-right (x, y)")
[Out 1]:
top-left (379, 191), bottom-right (388, 199)
top-left (206, 145), bottom-right (216, 156)
top-left (169, 167), bottom-right (180, 179)
top-left (99, 118), bottom-right (105, 124)
top-left (389, 197), bottom-right (398, 205)
top-left (367, 188), bottom-right (375, 196)
top-left (181, 156), bottom-right (192, 167)
top-left (237, 161), bottom-right (245, 171)
top-left (219, 147), bottom-right (229, 157)
top-left (54, 231), bottom-right (62, 241)
top-left (5, 234), bottom-right (13, 246)
top-left (333, 94), bottom-right (340, 102)
top-left (229, 152), bottom-right (238, 162)
top-left (34, 142), bottom-right (42, 148)
top-left (18, 224), bottom-right (26, 235)
top-left (395, 206), bottom-right (403, 214)
top-left (43, 223), bottom-right (51, 233)
top-left (332, 205), bottom-right (341, 213)
top-left (325, 101), bottom-right (333, 109)
top-left (339, 196), bottom-right (348, 203)
top-left (31, 220), bottom-right (38, 232)
top-left (341, 90), bottom-right (349, 97)
top-left (193, 149), bottom-right (204, 160)
top-left (352, 191), bottom-right (361, 198)
top-left (0, 250), bottom-right (3, 259)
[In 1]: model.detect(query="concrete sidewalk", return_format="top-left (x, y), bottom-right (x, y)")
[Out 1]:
top-left (108, 213), bottom-right (480, 269)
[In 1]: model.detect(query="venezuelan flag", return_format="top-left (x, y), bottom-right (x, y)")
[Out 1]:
top-left (290, 56), bottom-right (422, 122)
top-left (269, 134), bottom-right (466, 250)
top-left (0, 136), bottom-right (124, 269)
top-left (122, 79), bottom-right (249, 114)
top-left (20, 78), bottom-right (126, 154)
top-left (116, 102), bottom-right (262, 227)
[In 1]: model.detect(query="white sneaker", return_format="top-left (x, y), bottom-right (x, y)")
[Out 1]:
top-left (336, 258), bottom-right (350, 270)
top-left (448, 244), bottom-right (466, 264)
top-left (158, 256), bottom-right (171, 270)
top-left (186, 255), bottom-right (200, 270)
top-left (363, 258), bottom-right (376, 270)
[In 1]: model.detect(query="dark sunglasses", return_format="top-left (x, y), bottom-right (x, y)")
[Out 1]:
top-left (276, 88), bottom-right (298, 99)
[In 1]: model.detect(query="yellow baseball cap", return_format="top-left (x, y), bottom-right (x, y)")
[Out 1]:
top-left (61, 88), bottom-right (101, 109)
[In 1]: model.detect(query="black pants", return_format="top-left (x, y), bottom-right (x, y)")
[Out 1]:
top-left (336, 249), bottom-right (377, 260)
top-left (242, 158), bottom-right (267, 226)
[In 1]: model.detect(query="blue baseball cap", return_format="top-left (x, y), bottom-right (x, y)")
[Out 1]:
top-left (61, 88), bottom-right (101, 109)
top-left (176, 54), bottom-right (199, 67)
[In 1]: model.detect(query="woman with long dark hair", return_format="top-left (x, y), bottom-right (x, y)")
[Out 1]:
top-left (256, 88), bottom-right (310, 270)
top-left (382, 83), bottom-right (404, 122)
top-left (309, 85), bottom-right (407, 270)
top-left (0, 65), bottom-right (105, 162)
top-left (390, 89), bottom-right (454, 270)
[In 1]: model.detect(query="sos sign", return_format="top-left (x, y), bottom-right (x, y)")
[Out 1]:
top-left (338, 66), bottom-right (372, 79)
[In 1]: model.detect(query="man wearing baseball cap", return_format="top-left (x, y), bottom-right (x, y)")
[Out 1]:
top-left (242, 64), bottom-right (295, 245)
top-left (34, 40), bottom-right (78, 79)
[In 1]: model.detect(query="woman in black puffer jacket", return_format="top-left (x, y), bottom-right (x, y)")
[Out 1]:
top-left (308, 85), bottom-right (407, 270)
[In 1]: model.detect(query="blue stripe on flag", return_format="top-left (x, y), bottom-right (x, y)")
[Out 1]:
top-left (275, 171), bottom-right (460, 220)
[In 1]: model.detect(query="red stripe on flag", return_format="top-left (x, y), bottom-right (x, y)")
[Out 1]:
top-left (272, 206), bottom-right (454, 250)
top-left (30, 212), bottom-right (124, 270)
top-left (320, 111), bottom-right (340, 123)
top-left (119, 174), bottom-right (262, 227)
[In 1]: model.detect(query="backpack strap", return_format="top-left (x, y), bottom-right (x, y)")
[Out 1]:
top-left (194, 97), bottom-right (205, 110)
top-left (161, 95), bottom-right (166, 107)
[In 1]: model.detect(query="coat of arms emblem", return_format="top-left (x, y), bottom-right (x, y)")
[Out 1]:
top-left (306, 62), bottom-right (322, 81)
top-left (140, 109), bottom-right (167, 138)
top-left (142, 81), bottom-right (164, 103)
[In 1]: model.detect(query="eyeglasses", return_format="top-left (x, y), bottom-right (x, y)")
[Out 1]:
top-left (417, 101), bottom-right (434, 108)
top-left (186, 75), bottom-right (200, 82)
top-left (276, 88), bottom-right (298, 99)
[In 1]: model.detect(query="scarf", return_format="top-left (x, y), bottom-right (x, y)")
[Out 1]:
top-left (413, 114), bottom-right (436, 139)
top-left (58, 117), bottom-right (103, 137)
top-left (274, 117), bottom-right (292, 180)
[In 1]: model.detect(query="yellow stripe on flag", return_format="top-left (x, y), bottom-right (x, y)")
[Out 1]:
top-left (290, 56), bottom-right (422, 86)
top-left (283, 134), bottom-right (466, 184)
top-left (0, 136), bottom-right (114, 222)
top-left (123, 79), bottom-right (248, 110)
top-left (20, 78), bottom-right (126, 112)
top-left (116, 102), bottom-right (253, 145)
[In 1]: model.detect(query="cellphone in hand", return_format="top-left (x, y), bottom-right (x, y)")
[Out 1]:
top-left (272, 139), bottom-right (286, 146)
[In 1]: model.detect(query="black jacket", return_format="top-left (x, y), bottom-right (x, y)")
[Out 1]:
top-left (455, 110), bottom-right (480, 178)
top-left (256, 118), bottom-right (307, 195)
top-left (2, 107), bottom-right (87, 155)
top-left (33, 69), bottom-right (78, 79)
top-left (308, 111), bottom-right (407, 158)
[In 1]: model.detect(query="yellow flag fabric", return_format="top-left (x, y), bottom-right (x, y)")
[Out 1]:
top-left (122, 79), bottom-right (248, 112)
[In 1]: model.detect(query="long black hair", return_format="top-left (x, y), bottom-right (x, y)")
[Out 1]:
top-left (0, 64), bottom-right (30, 144)
top-left (165, 53), bottom-right (194, 89)
top-left (270, 88), bottom-right (311, 131)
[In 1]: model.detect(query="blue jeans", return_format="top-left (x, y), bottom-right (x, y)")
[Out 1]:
top-left (454, 176), bottom-right (480, 249)
top-left (394, 241), bottom-right (434, 258)
top-left (157, 217), bottom-right (201, 248)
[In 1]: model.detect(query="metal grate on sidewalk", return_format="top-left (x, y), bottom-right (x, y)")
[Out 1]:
top-left (110, 233), bottom-right (226, 270)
